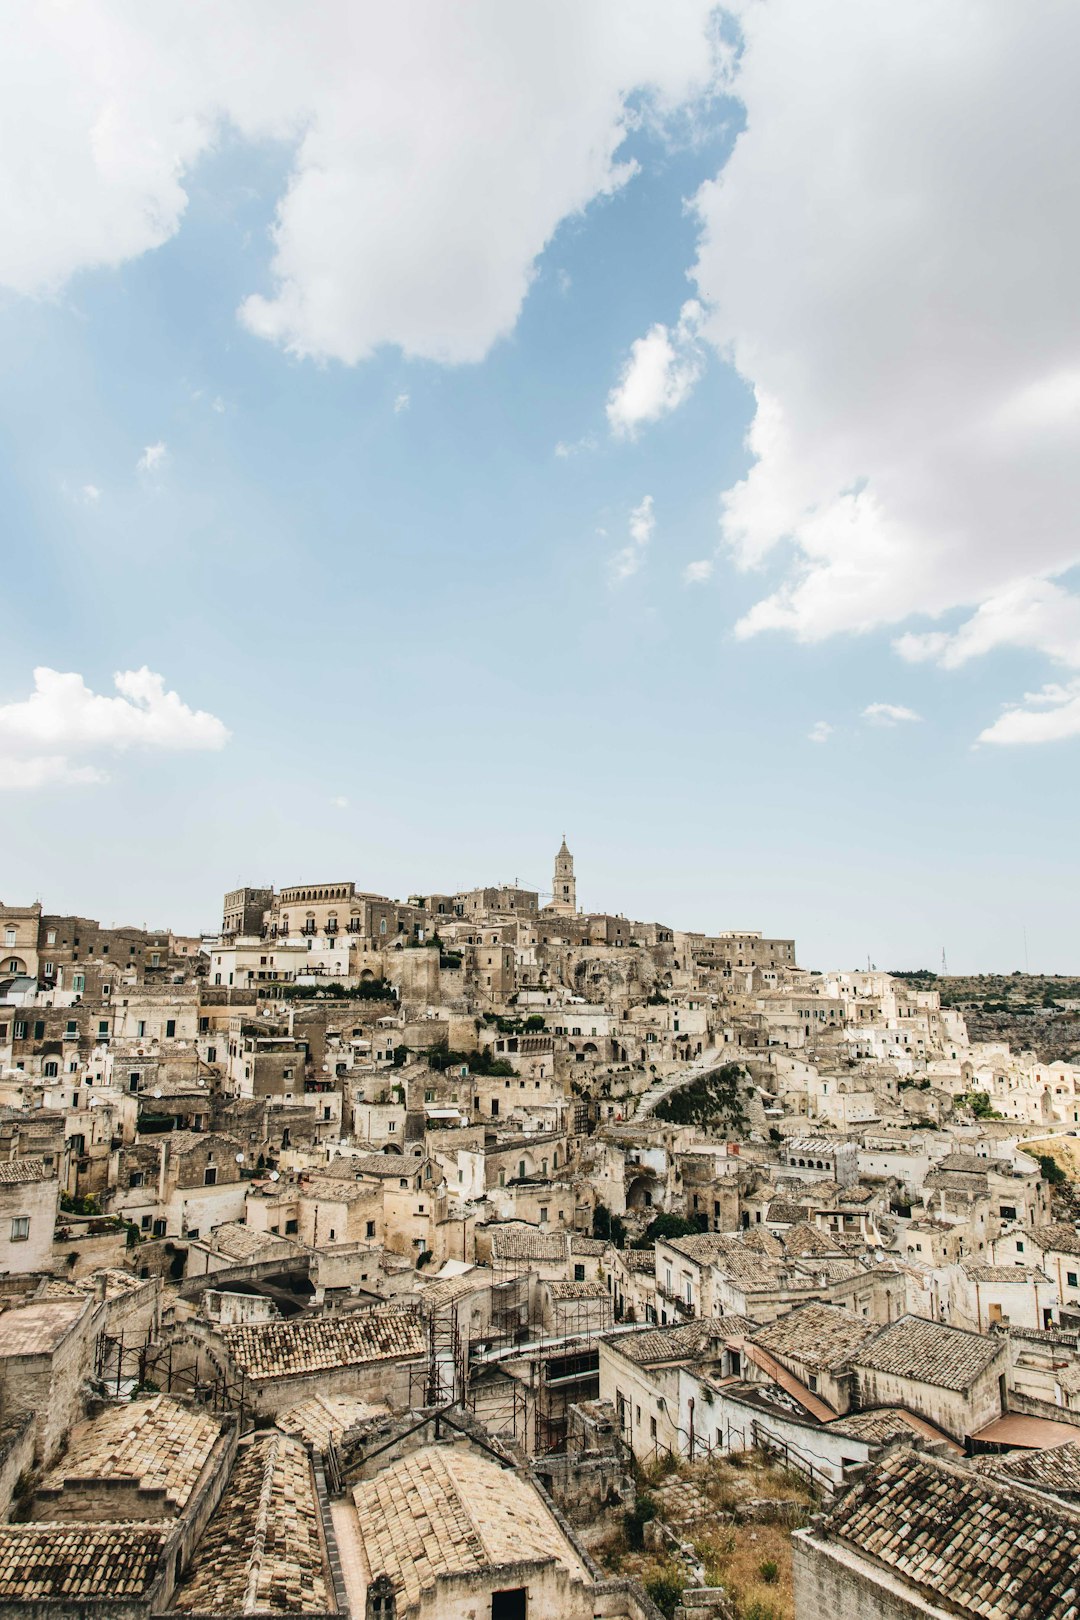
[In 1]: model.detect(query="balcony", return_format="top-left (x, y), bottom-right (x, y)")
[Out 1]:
top-left (657, 1281), bottom-right (696, 1317)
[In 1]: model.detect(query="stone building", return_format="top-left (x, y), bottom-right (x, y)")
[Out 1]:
top-left (793, 1446), bottom-right (1080, 1619)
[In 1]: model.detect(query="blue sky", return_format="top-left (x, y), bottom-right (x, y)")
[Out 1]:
top-left (1, 3), bottom-right (1078, 971)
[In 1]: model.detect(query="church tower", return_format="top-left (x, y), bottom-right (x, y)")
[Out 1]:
top-left (551, 836), bottom-right (577, 915)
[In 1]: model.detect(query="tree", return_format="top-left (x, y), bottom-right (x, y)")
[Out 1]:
top-left (1038, 1153), bottom-right (1067, 1187)
top-left (635, 1213), bottom-right (697, 1247)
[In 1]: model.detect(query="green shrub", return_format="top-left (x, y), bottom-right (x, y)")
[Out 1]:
top-left (644, 1566), bottom-right (685, 1619)
top-left (623, 1490), bottom-right (656, 1549)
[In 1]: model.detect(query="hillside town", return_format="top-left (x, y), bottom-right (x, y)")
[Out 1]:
top-left (1, 841), bottom-right (1079, 1619)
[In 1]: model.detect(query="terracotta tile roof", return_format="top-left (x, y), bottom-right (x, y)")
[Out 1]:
top-left (39, 1396), bottom-right (222, 1512)
top-left (819, 1446), bottom-right (1080, 1617)
top-left (547, 1280), bottom-right (608, 1299)
top-left (203, 1222), bottom-right (302, 1263)
top-left (0, 1156), bottom-right (50, 1183)
top-left (489, 1226), bottom-right (569, 1262)
top-left (223, 1304), bottom-right (424, 1382)
top-left (276, 1393), bottom-right (387, 1452)
top-left (1031, 1223), bottom-right (1080, 1258)
top-left (827, 1407), bottom-right (955, 1446)
top-left (766, 1200), bottom-right (808, 1225)
top-left (416, 1267), bottom-right (492, 1306)
top-left (602, 1316), bottom-right (753, 1366)
top-left (961, 1263), bottom-right (1048, 1284)
top-left (974, 1441), bottom-right (1080, 1497)
top-left (751, 1303), bottom-right (879, 1373)
top-left (571, 1236), bottom-right (609, 1256)
top-left (855, 1314), bottom-right (1003, 1392)
top-left (620, 1247), bottom-right (657, 1272)
top-left (0, 1523), bottom-right (168, 1601)
top-left (782, 1222), bottom-right (839, 1256)
top-left (349, 1153), bottom-right (420, 1179)
top-left (173, 1433), bottom-right (331, 1614)
top-left (353, 1443), bottom-right (583, 1610)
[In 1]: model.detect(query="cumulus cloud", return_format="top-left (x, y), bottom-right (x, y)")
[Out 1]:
top-left (611, 495), bottom-right (655, 582)
top-left (137, 441), bottom-right (167, 474)
top-left (807, 720), bottom-right (832, 744)
top-left (607, 300), bottom-right (705, 437)
top-left (979, 681), bottom-right (1080, 747)
top-left (862, 703), bottom-right (921, 727)
top-left (393, 392), bottom-right (410, 414)
top-left (81, 484), bottom-right (102, 504)
top-left (686, 1), bottom-right (1080, 739)
top-left (684, 559), bottom-right (713, 585)
top-left (0, 667), bottom-right (229, 790)
top-left (0, 3), bottom-right (720, 366)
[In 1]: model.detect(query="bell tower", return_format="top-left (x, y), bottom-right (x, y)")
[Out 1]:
top-left (551, 836), bottom-right (577, 916)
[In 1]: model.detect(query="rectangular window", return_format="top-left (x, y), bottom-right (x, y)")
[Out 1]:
top-left (33, 1021), bottom-right (44, 1040)
top-left (165, 1020), bottom-right (176, 1038)
top-left (98, 1021), bottom-right (109, 1036)
top-left (366, 1220), bottom-right (376, 1238)
top-left (10, 1218), bottom-right (29, 1242)
top-left (574, 1263), bottom-right (585, 1282)
top-left (203, 1166), bottom-right (217, 1186)
top-left (73, 975), bottom-right (84, 993)
top-left (1069, 1272), bottom-right (1079, 1289)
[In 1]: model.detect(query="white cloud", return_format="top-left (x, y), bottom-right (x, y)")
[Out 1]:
top-left (607, 299), bottom-right (705, 437)
top-left (610, 495), bottom-right (655, 582)
top-left (686, 2), bottom-right (1080, 738)
top-left (330, 794), bottom-right (349, 809)
top-left (81, 483), bottom-right (101, 504)
top-left (979, 681), bottom-right (1080, 746)
top-left (0, 4), bottom-right (721, 366)
top-left (0, 667), bottom-right (229, 790)
top-left (862, 703), bottom-right (921, 727)
top-left (137, 441), bottom-right (167, 474)
top-left (807, 720), bottom-right (832, 744)
top-left (393, 392), bottom-right (410, 414)
top-left (554, 434), bottom-right (597, 459)
top-left (211, 396), bottom-right (226, 414)
top-left (683, 558), bottom-right (713, 584)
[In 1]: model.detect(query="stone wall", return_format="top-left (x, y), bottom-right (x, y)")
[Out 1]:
top-left (792, 1528), bottom-right (945, 1620)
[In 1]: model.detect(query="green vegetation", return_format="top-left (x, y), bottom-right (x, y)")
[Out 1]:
top-left (644, 1566), bottom-right (686, 1619)
top-left (1039, 1153), bottom-right (1068, 1186)
top-left (277, 978), bottom-right (397, 1001)
top-left (623, 1490), bottom-right (657, 1549)
top-left (427, 1043), bottom-right (516, 1076)
top-left (592, 1202), bottom-right (628, 1248)
top-left (956, 1090), bottom-right (1002, 1120)
top-left (635, 1212), bottom-right (698, 1247)
top-left (654, 1063), bottom-right (750, 1133)
top-left (60, 1191), bottom-right (101, 1217)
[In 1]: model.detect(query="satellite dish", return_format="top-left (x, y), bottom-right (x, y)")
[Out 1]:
top-left (235, 1152), bottom-right (245, 1163)
top-left (269, 1170), bottom-right (280, 1181)
top-left (153, 1089), bottom-right (162, 1099)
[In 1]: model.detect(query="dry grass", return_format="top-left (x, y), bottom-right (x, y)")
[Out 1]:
top-left (1026, 1136), bottom-right (1080, 1179)
top-left (591, 1451), bottom-right (812, 1620)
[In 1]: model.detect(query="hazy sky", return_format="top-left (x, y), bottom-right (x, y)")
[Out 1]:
top-left (2, 2), bottom-right (1079, 973)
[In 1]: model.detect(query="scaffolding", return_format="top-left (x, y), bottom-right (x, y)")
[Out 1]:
top-left (408, 1299), bottom-right (466, 1411)
top-left (94, 1327), bottom-right (254, 1430)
